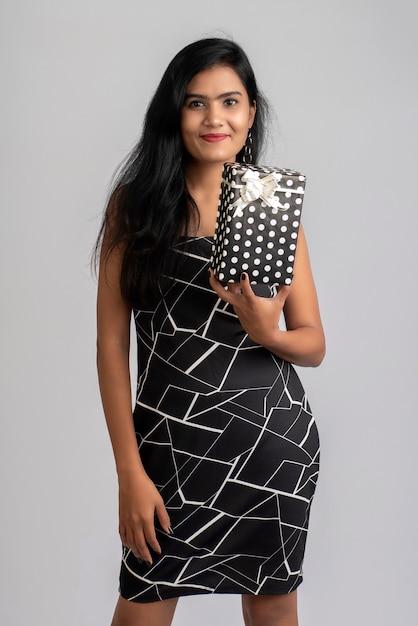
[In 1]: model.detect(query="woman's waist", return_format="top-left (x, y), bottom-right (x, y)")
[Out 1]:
top-left (136, 337), bottom-right (293, 399)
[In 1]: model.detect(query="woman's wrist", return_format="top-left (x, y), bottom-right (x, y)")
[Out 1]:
top-left (115, 453), bottom-right (147, 480)
top-left (247, 326), bottom-right (283, 351)
top-left (257, 327), bottom-right (286, 352)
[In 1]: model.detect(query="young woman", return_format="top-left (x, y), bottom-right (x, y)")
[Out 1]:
top-left (96, 38), bottom-right (325, 626)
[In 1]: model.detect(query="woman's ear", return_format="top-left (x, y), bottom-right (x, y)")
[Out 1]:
top-left (249, 100), bottom-right (257, 128)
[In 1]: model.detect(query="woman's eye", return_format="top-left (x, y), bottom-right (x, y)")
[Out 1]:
top-left (188, 100), bottom-right (205, 108)
top-left (224, 98), bottom-right (237, 106)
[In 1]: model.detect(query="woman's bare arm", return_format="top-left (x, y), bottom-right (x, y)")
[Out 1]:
top-left (96, 238), bottom-right (170, 563)
top-left (208, 226), bottom-right (325, 367)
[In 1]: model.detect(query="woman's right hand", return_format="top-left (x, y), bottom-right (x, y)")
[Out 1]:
top-left (118, 471), bottom-right (171, 564)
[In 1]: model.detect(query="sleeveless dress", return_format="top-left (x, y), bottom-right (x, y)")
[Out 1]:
top-left (119, 236), bottom-right (320, 603)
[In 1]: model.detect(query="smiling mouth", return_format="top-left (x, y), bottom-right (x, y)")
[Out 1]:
top-left (201, 134), bottom-right (229, 143)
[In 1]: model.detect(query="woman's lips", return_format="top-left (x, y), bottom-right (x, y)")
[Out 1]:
top-left (201, 134), bottom-right (229, 143)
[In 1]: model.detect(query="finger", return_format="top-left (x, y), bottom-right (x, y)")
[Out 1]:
top-left (119, 523), bottom-right (131, 552)
top-left (121, 520), bottom-right (154, 564)
top-left (208, 268), bottom-right (226, 292)
top-left (129, 523), bottom-right (154, 563)
top-left (143, 519), bottom-right (162, 556)
top-left (274, 285), bottom-right (291, 303)
top-left (155, 501), bottom-right (171, 534)
top-left (122, 525), bottom-right (146, 560)
top-left (134, 537), bottom-right (153, 564)
top-left (226, 282), bottom-right (242, 295)
top-left (208, 269), bottom-right (235, 303)
top-left (239, 272), bottom-right (255, 297)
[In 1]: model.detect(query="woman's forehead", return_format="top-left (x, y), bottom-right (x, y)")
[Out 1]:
top-left (186, 65), bottom-right (247, 96)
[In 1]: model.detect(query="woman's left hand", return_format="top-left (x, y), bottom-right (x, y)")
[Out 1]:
top-left (208, 270), bottom-right (290, 347)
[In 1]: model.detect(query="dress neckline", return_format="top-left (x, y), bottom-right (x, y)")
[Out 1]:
top-left (177, 234), bottom-right (214, 240)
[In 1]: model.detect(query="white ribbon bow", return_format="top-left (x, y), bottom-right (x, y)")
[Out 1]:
top-left (230, 169), bottom-right (285, 216)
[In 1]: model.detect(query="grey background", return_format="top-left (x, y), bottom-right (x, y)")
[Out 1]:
top-left (1, 1), bottom-right (417, 624)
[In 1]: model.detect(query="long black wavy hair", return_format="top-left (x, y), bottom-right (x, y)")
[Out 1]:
top-left (96, 37), bottom-right (269, 309)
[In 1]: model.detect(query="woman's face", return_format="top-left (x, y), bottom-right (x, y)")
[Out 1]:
top-left (181, 64), bottom-right (256, 166)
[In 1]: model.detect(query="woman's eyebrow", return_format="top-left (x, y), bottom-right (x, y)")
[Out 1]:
top-left (184, 90), bottom-right (243, 100)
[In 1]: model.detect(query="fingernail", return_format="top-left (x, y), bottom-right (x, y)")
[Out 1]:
top-left (168, 525), bottom-right (174, 535)
top-left (146, 561), bottom-right (153, 567)
top-left (241, 272), bottom-right (247, 281)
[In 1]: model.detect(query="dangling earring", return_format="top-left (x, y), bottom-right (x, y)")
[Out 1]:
top-left (243, 128), bottom-right (253, 165)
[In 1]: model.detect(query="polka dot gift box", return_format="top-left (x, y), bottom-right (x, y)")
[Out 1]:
top-left (210, 163), bottom-right (306, 285)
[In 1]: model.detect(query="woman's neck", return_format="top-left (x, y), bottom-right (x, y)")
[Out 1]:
top-left (184, 160), bottom-right (224, 194)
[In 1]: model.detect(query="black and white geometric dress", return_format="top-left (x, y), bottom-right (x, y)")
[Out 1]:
top-left (119, 236), bottom-right (320, 603)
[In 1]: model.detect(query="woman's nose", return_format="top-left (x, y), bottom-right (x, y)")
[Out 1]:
top-left (204, 103), bottom-right (224, 126)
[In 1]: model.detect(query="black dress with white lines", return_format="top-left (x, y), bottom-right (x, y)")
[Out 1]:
top-left (119, 236), bottom-right (320, 602)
